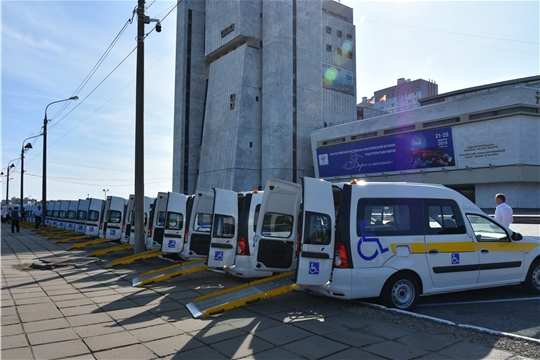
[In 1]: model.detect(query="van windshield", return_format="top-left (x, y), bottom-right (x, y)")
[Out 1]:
top-left (67, 210), bottom-right (77, 219)
top-left (109, 210), bottom-right (122, 223)
top-left (194, 213), bottom-right (211, 232)
top-left (262, 212), bottom-right (293, 238)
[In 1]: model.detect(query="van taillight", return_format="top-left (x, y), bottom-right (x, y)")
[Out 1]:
top-left (99, 221), bottom-right (103, 230)
top-left (184, 229), bottom-right (189, 243)
top-left (148, 225), bottom-right (153, 238)
top-left (122, 223), bottom-right (125, 232)
top-left (334, 242), bottom-right (349, 268)
top-left (296, 235), bottom-right (301, 255)
top-left (237, 236), bottom-right (247, 255)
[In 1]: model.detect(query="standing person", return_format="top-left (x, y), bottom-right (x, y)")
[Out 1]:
top-left (494, 193), bottom-right (513, 227)
top-left (11, 206), bottom-right (21, 233)
top-left (33, 205), bottom-right (43, 229)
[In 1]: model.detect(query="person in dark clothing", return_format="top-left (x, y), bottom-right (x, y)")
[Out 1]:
top-left (11, 206), bottom-right (21, 233)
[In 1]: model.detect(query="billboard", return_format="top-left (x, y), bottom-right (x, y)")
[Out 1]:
top-left (322, 63), bottom-right (354, 96)
top-left (316, 127), bottom-right (455, 178)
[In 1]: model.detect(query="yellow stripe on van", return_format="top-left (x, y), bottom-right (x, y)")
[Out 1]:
top-left (475, 242), bottom-right (525, 252)
top-left (390, 243), bottom-right (427, 254)
top-left (426, 242), bottom-right (477, 253)
top-left (522, 243), bottom-right (540, 252)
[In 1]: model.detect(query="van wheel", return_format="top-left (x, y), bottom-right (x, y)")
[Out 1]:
top-left (524, 259), bottom-right (540, 294)
top-left (380, 273), bottom-right (419, 311)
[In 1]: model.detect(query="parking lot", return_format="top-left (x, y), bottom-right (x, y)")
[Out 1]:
top-left (2, 222), bottom-right (540, 359)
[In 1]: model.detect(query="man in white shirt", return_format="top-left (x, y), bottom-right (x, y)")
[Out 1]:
top-left (494, 193), bottom-right (513, 227)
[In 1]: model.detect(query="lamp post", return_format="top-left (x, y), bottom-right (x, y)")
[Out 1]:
top-left (20, 135), bottom-right (41, 208)
top-left (103, 188), bottom-right (109, 200)
top-left (2, 162), bottom-right (16, 206)
top-left (42, 96), bottom-right (79, 227)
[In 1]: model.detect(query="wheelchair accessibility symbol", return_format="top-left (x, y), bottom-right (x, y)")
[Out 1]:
top-left (110, 230), bottom-right (116, 235)
top-left (167, 240), bottom-right (176, 248)
top-left (308, 262), bottom-right (319, 275)
top-left (451, 253), bottom-right (460, 264)
top-left (357, 220), bottom-right (389, 261)
top-left (214, 251), bottom-right (223, 261)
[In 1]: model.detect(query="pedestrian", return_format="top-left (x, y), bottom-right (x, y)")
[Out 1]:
top-left (11, 206), bottom-right (21, 233)
top-left (33, 205), bottom-right (43, 229)
top-left (494, 193), bottom-right (513, 227)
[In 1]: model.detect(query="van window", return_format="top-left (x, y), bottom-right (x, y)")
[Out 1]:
top-left (67, 210), bottom-right (77, 219)
top-left (53, 210), bottom-right (59, 217)
top-left (194, 213), bottom-right (212, 232)
top-left (253, 204), bottom-right (261, 232)
top-left (213, 214), bottom-right (235, 238)
top-left (109, 210), bottom-right (122, 223)
top-left (167, 212), bottom-right (183, 230)
top-left (424, 199), bottom-right (466, 235)
top-left (262, 212), bottom-right (293, 238)
top-left (59, 210), bottom-right (67, 219)
top-left (466, 214), bottom-right (509, 242)
top-left (357, 198), bottom-right (423, 236)
top-left (88, 210), bottom-right (99, 221)
top-left (157, 211), bottom-right (166, 226)
top-left (76, 210), bottom-right (87, 220)
top-left (303, 211), bottom-right (332, 245)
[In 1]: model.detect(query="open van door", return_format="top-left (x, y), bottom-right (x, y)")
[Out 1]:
top-left (207, 188), bottom-right (238, 268)
top-left (161, 192), bottom-right (188, 253)
top-left (295, 177), bottom-right (335, 285)
top-left (253, 179), bottom-right (302, 273)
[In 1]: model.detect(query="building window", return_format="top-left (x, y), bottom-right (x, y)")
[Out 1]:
top-left (384, 125), bottom-right (416, 135)
top-left (326, 26), bottom-right (332, 34)
top-left (423, 117), bottom-right (460, 128)
top-left (326, 44), bottom-right (332, 51)
top-left (337, 30), bottom-right (342, 37)
top-left (337, 48), bottom-right (342, 55)
top-left (347, 33), bottom-right (352, 39)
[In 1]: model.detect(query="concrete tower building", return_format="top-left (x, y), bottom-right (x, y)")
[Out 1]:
top-left (173, 0), bottom-right (356, 194)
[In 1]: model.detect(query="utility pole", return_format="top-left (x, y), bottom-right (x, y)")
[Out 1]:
top-left (134, 0), bottom-right (146, 253)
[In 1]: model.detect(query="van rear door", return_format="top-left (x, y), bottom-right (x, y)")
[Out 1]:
top-left (207, 189), bottom-right (238, 268)
top-left (296, 177), bottom-right (335, 285)
top-left (161, 192), bottom-right (188, 253)
top-left (253, 179), bottom-right (302, 272)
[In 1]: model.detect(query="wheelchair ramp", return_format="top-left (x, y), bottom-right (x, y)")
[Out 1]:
top-left (54, 234), bottom-right (89, 244)
top-left (108, 249), bottom-right (163, 268)
top-left (132, 258), bottom-right (207, 287)
top-left (186, 271), bottom-right (297, 318)
top-left (88, 244), bottom-right (133, 257)
top-left (67, 238), bottom-right (109, 250)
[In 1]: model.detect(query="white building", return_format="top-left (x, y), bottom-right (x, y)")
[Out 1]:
top-left (173, 0), bottom-right (356, 194)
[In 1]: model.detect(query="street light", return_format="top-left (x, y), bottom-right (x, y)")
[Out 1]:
top-left (2, 162), bottom-right (16, 206)
top-left (21, 134), bottom-right (41, 208)
top-left (103, 188), bottom-right (109, 200)
top-left (42, 96), bottom-right (79, 227)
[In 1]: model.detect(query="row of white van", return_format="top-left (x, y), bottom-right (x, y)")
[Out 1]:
top-left (27, 177), bottom-right (540, 311)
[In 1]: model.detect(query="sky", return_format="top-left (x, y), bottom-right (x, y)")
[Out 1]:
top-left (1, 1), bottom-right (538, 204)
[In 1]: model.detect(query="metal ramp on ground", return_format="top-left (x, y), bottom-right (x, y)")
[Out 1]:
top-left (131, 258), bottom-right (207, 287)
top-left (67, 238), bottom-right (109, 250)
top-left (108, 249), bottom-right (163, 268)
top-left (186, 271), bottom-right (297, 318)
top-left (47, 230), bottom-right (77, 240)
top-left (54, 234), bottom-right (89, 244)
top-left (87, 244), bottom-right (133, 257)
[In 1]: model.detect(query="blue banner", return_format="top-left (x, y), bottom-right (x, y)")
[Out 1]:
top-left (317, 127), bottom-right (455, 177)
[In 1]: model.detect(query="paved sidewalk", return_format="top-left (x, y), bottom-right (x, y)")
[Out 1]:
top-left (1, 223), bottom-right (538, 359)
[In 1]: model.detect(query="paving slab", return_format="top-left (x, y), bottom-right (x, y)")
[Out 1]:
top-left (32, 339), bottom-right (91, 360)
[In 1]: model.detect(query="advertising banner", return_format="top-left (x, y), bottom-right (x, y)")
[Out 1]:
top-left (317, 127), bottom-right (455, 178)
top-left (322, 63), bottom-right (354, 96)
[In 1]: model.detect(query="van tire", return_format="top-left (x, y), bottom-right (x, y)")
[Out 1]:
top-left (524, 259), bottom-right (540, 294)
top-left (380, 272), bottom-right (419, 311)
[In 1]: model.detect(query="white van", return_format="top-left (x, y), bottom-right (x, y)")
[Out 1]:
top-left (253, 178), bottom-right (540, 311)
top-left (75, 199), bottom-right (90, 234)
top-left (44, 201), bottom-right (53, 226)
top-left (147, 192), bottom-right (169, 250)
top-left (56, 201), bottom-right (70, 230)
top-left (100, 196), bottom-right (126, 241)
top-left (85, 198), bottom-right (105, 237)
top-left (124, 196), bottom-right (154, 246)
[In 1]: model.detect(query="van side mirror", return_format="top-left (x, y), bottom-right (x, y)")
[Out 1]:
top-left (511, 232), bottom-right (523, 241)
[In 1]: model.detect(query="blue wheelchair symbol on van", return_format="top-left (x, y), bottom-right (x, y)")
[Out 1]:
top-left (214, 251), bottom-right (223, 261)
top-left (308, 262), bottom-right (319, 275)
top-left (168, 240), bottom-right (176, 248)
top-left (357, 220), bottom-right (389, 261)
top-left (451, 253), bottom-right (460, 264)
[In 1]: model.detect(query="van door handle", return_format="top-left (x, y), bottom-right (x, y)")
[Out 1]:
top-left (428, 249), bottom-right (439, 254)
top-left (481, 249), bottom-right (489, 253)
